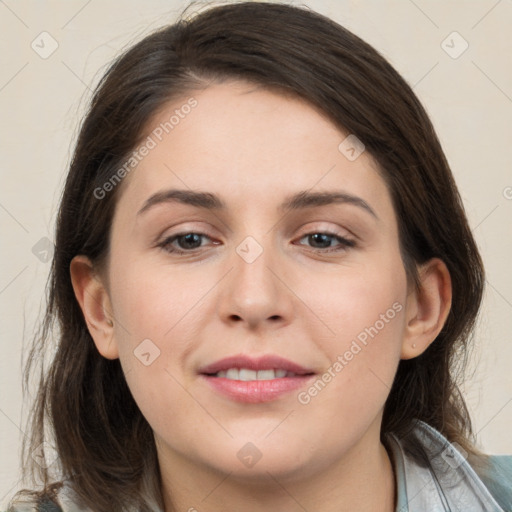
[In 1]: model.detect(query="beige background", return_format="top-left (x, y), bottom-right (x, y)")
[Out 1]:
top-left (1, 0), bottom-right (511, 506)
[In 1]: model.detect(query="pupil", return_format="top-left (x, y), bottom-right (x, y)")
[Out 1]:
top-left (310, 233), bottom-right (330, 248)
top-left (180, 233), bottom-right (201, 249)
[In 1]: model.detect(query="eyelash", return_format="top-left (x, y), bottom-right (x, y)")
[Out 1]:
top-left (157, 231), bottom-right (356, 255)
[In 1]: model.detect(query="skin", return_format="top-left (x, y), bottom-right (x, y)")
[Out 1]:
top-left (71, 80), bottom-right (452, 512)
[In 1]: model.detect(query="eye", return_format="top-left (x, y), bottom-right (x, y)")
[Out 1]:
top-left (157, 230), bottom-right (355, 256)
top-left (296, 232), bottom-right (356, 253)
top-left (158, 232), bottom-right (217, 255)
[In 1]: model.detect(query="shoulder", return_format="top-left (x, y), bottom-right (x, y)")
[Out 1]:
top-left (473, 454), bottom-right (512, 511)
top-left (385, 421), bottom-right (512, 511)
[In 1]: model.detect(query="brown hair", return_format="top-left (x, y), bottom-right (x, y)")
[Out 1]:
top-left (9, 1), bottom-right (485, 511)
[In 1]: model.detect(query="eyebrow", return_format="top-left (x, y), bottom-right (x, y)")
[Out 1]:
top-left (137, 188), bottom-right (378, 219)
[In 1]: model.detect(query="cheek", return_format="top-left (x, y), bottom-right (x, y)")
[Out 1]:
top-left (306, 253), bottom-right (407, 350)
top-left (108, 259), bottom-right (205, 432)
top-left (297, 252), bottom-right (407, 404)
top-left (108, 257), bottom-right (221, 405)
top-left (109, 257), bottom-right (207, 340)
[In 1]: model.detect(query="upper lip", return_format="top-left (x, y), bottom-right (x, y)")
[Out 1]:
top-left (198, 354), bottom-right (315, 375)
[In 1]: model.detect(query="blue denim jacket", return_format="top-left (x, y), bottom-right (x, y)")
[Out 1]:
top-left (8, 420), bottom-right (512, 511)
top-left (385, 420), bottom-right (512, 511)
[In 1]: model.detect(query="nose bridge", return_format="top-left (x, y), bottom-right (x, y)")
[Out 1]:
top-left (218, 232), bottom-right (292, 328)
top-left (233, 233), bottom-right (278, 302)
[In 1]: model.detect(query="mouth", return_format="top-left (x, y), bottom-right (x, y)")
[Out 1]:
top-left (198, 354), bottom-right (316, 403)
top-left (207, 368), bottom-right (304, 380)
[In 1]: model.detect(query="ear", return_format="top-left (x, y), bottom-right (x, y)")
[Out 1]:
top-left (401, 258), bottom-right (452, 359)
top-left (70, 255), bottom-right (119, 360)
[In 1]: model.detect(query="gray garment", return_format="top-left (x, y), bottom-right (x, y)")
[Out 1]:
top-left (7, 420), bottom-right (512, 511)
top-left (385, 420), bottom-right (512, 511)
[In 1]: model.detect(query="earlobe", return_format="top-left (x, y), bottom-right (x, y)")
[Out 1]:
top-left (401, 258), bottom-right (452, 360)
top-left (70, 255), bottom-right (119, 360)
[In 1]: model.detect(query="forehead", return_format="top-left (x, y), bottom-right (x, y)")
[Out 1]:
top-left (115, 81), bottom-right (394, 221)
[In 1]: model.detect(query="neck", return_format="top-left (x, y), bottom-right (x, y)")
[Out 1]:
top-left (158, 428), bottom-right (396, 512)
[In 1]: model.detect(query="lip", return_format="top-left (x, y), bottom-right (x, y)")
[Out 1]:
top-left (198, 354), bottom-right (314, 375)
top-left (198, 354), bottom-right (316, 403)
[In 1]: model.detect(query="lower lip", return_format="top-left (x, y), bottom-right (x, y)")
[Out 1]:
top-left (200, 375), bottom-right (315, 403)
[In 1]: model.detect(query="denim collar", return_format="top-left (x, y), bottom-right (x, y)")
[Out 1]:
top-left (384, 420), bottom-right (505, 511)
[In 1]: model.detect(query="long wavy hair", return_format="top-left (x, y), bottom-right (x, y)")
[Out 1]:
top-left (9, 1), bottom-right (485, 511)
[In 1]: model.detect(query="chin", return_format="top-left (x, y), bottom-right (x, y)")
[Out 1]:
top-left (197, 436), bottom-right (334, 484)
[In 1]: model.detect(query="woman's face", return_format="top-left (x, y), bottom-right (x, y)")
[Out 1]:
top-left (103, 80), bottom-right (410, 480)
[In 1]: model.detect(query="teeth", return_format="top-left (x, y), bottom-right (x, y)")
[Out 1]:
top-left (214, 368), bottom-right (297, 380)
top-left (226, 368), bottom-right (239, 380)
top-left (239, 369), bottom-right (257, 381)
top-left (257, 370), bottom-right (275, 380)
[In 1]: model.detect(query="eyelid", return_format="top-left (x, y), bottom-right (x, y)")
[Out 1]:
top-left (157, 228), bottom-right (357, 257)
top-left (154, 222), bottom-right (216, 243)
top-left (156, 220), bottom-right (351, 241)
top-left (295, 221), bottom-right (356, 240)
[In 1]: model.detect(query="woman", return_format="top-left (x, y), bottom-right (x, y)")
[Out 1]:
top-left (7, 1), bottom-right (512, 511)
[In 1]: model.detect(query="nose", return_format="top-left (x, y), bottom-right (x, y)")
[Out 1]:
top-left (216, 236), bottom-right (294, 332)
